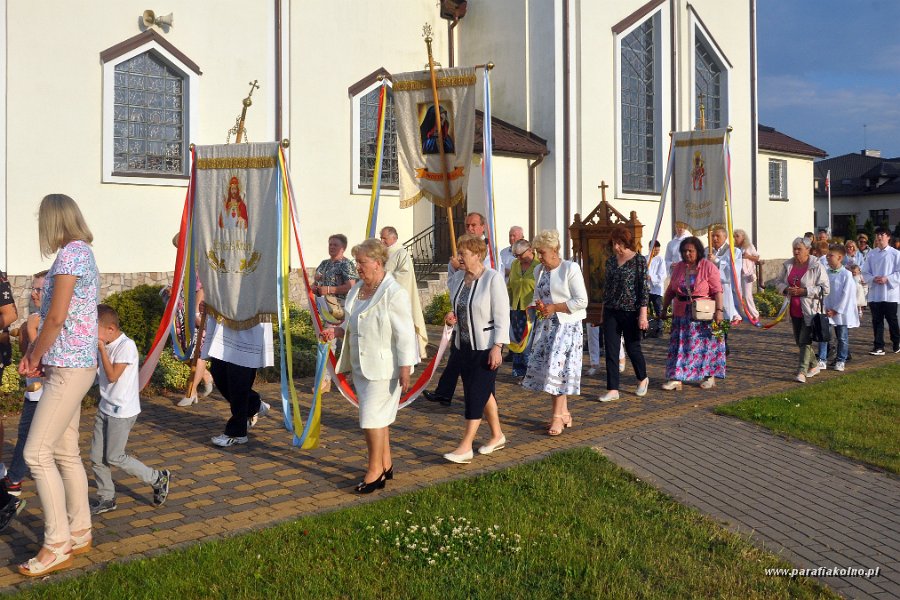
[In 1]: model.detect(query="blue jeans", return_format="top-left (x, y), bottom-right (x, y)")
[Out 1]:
top-left (8, 400), bottom-right (39, 483)
top-left (833, 325), bottom-right (849, 362)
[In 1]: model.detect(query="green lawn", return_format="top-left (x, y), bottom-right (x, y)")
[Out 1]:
top-left (716, 363), bottom-right (900, 473)
top-left (19, 449), bottom-right (832, 599)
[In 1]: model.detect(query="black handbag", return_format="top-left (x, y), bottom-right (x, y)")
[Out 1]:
top-left (810, 298), bottom-right (831, 343)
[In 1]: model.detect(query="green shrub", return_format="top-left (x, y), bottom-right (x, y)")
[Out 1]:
top-left (424, 292), bottom-right (451, 325)
top-left (151, 351), bottom-right (194, 392)
top-left (103, 285), bottom-right (166, 355)
top-left (259, 303), bottom-right (318, 382)
top-left (753, 286), bottom-right (786, 318)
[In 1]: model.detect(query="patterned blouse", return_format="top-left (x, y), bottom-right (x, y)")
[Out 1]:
top-left (40, 240), bottom-right (100, 368)
top-left (601, 253), bottom-right (649, 311)
top-left (315, 258), bottom-right (359, 299)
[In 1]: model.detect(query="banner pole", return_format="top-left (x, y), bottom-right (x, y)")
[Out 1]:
top-left (424, 25), bottom-right (457, 256)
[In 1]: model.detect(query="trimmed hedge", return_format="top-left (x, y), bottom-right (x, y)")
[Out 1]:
top-left (424, 292), bottom-right (451, 326)
top-left (103, 284), bottom-right (166, 355)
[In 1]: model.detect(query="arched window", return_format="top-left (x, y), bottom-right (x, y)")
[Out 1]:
top-left (350, 68), bottom-right (399, 194)
top-left (101, 31), bottom-right (200, 184)
top-left (619, 14), bottom-right (661, 193)
top-left (694, 30), bottom-right (729, 129)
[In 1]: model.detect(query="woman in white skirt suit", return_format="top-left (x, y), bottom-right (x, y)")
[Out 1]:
top-left (323, 239), bottom-right (417, 494)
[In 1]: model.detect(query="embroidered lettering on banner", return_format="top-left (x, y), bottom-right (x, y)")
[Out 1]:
top-left (393, 74), bottom-right (477, 92)
top-left (196, 156), bottom-right (277, 170)
top-left (414, 166), bottom-right (466, 181)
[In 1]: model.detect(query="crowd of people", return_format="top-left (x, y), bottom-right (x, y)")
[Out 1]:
top-left (1, 196), bottom-right (898, 577)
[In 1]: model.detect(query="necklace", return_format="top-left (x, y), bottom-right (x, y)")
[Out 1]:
top-left (358, 273), bottom-right (385, 300)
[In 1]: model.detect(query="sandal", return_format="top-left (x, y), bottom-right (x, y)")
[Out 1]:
top-left (19, 544), bottom-right (74, 577)
top-left (547, 413), bottom-right (572, 436)
top-left (71, 529), bottom-right (93, 555)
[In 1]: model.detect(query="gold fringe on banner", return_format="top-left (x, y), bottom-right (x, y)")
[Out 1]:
top-left (393, 74), bottom-right (477, 92)
top-left (399, 187), bottom-right (466, 209)
top-left (206, 305), bottom-right (275, 330)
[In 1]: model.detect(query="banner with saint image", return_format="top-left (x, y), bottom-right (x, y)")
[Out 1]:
top-left (193, 142), bottom-right (281, 328)
top-left (672, 128), bottom-right (728, 231)
top-left (393, 67), bottom-right (477, 208)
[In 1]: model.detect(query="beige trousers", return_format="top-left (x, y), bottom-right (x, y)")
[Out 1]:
top-left (23, 366), bottom-right (95, 545)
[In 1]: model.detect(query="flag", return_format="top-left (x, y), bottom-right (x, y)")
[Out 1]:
top-left (392, 67), bottom-right (477, 208)
top-left (825, 169), bottom-right (831, 192)
top-left (672, 128), bottom-right (728, 231)
top-left (193, 142), bottom-right (281, 328)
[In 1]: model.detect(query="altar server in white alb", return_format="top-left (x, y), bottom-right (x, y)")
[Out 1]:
top-left (822, 244), bottom-right (859, 372)
top-left (860, 226), bottom-right (900, 355)
top-left (709, 226), bottom-right (743, 323)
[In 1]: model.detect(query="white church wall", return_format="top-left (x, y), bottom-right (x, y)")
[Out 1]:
top-left (6, 1), bottom-right (275, 278)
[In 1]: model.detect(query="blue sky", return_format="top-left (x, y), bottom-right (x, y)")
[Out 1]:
top-left (757, 0), bottom-right (900, 159)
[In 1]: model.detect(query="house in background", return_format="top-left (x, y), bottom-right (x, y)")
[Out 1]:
top-left (756, 124), bottom-right (826, 251)
top-left (813, 151), bottom-right (900, 238)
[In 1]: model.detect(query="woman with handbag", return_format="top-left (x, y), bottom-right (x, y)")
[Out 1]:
top-left (775, 237), bottom-right (830, 383)
top-left (660, 236), bottom-right (726, 390)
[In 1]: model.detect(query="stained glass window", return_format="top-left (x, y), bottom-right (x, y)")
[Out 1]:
top-left (695, 35), bottom-right (723, 129)
top-left (621, 18), bottom-right (658, 193)
top-left (113, 51), bottom-right (185, 175)
top-left (358, 86), bottom-right (399, 188)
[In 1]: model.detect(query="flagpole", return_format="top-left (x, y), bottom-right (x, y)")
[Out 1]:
top-left (826, 169), bottom-right (832, 237)
top-left (423, 25), bottom-right (458, 256)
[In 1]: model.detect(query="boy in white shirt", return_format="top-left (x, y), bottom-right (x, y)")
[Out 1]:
top-left (823, 245), bottom-right (859, 372)
top-left (89, 305), bottom-right (171, 515)
top-left (647, 241), bottom-right (667, 322)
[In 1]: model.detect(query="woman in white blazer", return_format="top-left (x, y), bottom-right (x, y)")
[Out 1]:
top-left (442, 235), bottom-right (510, 464)
top-left (324, 239), bottom-right (417, 493)
top-left (521, 230), bottom-right (588, 436)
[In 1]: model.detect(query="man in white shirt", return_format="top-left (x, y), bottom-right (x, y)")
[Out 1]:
top-left (499, 226), bottom-right (524, 282)
top-left (380, 226), bottom-right (429, 359)
top-left (664, 222), bottom-right (692, 270)
top-left (860, 227), bottom-right (900, 355)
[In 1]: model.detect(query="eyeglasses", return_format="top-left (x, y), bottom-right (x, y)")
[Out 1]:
top-left (514, 251), bottom-right (530, 258)
top-left (31, 287), bottom-right (42, 293)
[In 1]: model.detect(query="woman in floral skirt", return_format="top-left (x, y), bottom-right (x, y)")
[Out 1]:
top-left (660, 236), bottom-right (726, 390)
top-left (521, 230), bottom-right (588, 436)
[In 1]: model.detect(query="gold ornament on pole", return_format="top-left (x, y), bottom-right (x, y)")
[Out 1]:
top-left (227, 80), bottom-right (260, 144)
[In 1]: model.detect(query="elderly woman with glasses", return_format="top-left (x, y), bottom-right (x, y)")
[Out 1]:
top-left (775, 237), bottom-right (830, 382)
top-left (507, 238), bottom-right (537, 377)
top-left (521, 230), bottom-right (588, 436)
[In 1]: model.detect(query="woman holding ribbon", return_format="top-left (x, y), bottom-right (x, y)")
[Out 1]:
top-left (323, 239), bottom-right (417, 493)
top-left (521, 230), bottom-right (588, 436)
top-left (507, 238), bottom-right (537, 378)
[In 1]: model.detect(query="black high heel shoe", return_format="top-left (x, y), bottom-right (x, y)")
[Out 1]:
top-left (384, 465), bottom-right (394, 481)
top-left (355, 473), bottom-right (386, 494)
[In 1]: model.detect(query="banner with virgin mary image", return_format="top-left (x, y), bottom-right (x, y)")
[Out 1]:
top-left (671, 128), bottom-right (728, 231)
top-left (193, 142), bottom-right (281, 328)
top-left (393, 66), bottom-right (477, 208)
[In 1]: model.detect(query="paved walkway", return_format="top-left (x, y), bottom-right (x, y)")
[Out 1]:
top-left (0, 320), bottom-right (896, 598)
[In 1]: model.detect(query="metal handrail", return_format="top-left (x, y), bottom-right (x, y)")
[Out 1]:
top-left (403, 225), bottom-right (443, 282)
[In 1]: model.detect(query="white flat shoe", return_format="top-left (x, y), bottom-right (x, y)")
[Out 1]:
top-left (177, 395), bottom-right (198, 407)
top-left (443, 450), bottom-right (473, 464)
top-left (661, 380), bottom-right (683, 391)
top-left (598, 391), bottom-right (620, 402)
top-left (635, 378), bottom-right (649, 397)
top-left (478, 436), bottom-right (507, 455)
top-left (700, 377), bottom-right (716, 389)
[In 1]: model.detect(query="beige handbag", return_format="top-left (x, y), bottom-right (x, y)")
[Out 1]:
top-left (691, 298), bottom-right (716, 321)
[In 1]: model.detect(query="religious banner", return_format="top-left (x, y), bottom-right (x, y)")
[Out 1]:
top-left (393, 66), bottom-right (477, 208)
top-left (193, 142), bottom-right (281, 327)
top-left (671, 128), bottom-right (728, 231)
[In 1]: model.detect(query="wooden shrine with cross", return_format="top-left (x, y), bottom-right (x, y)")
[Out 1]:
top-left (569, 181), bottom-right (644, 324)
